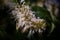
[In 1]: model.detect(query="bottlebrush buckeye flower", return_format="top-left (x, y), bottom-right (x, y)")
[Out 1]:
top-left (11, 2), bottom-right (46, 37)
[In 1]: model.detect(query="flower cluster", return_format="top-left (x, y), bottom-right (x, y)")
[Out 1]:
top-left (12, 2), bottom-right (46, 37)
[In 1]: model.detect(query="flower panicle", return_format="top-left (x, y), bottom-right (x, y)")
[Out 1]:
top-left (12, 2), bottom-right (46, 34)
